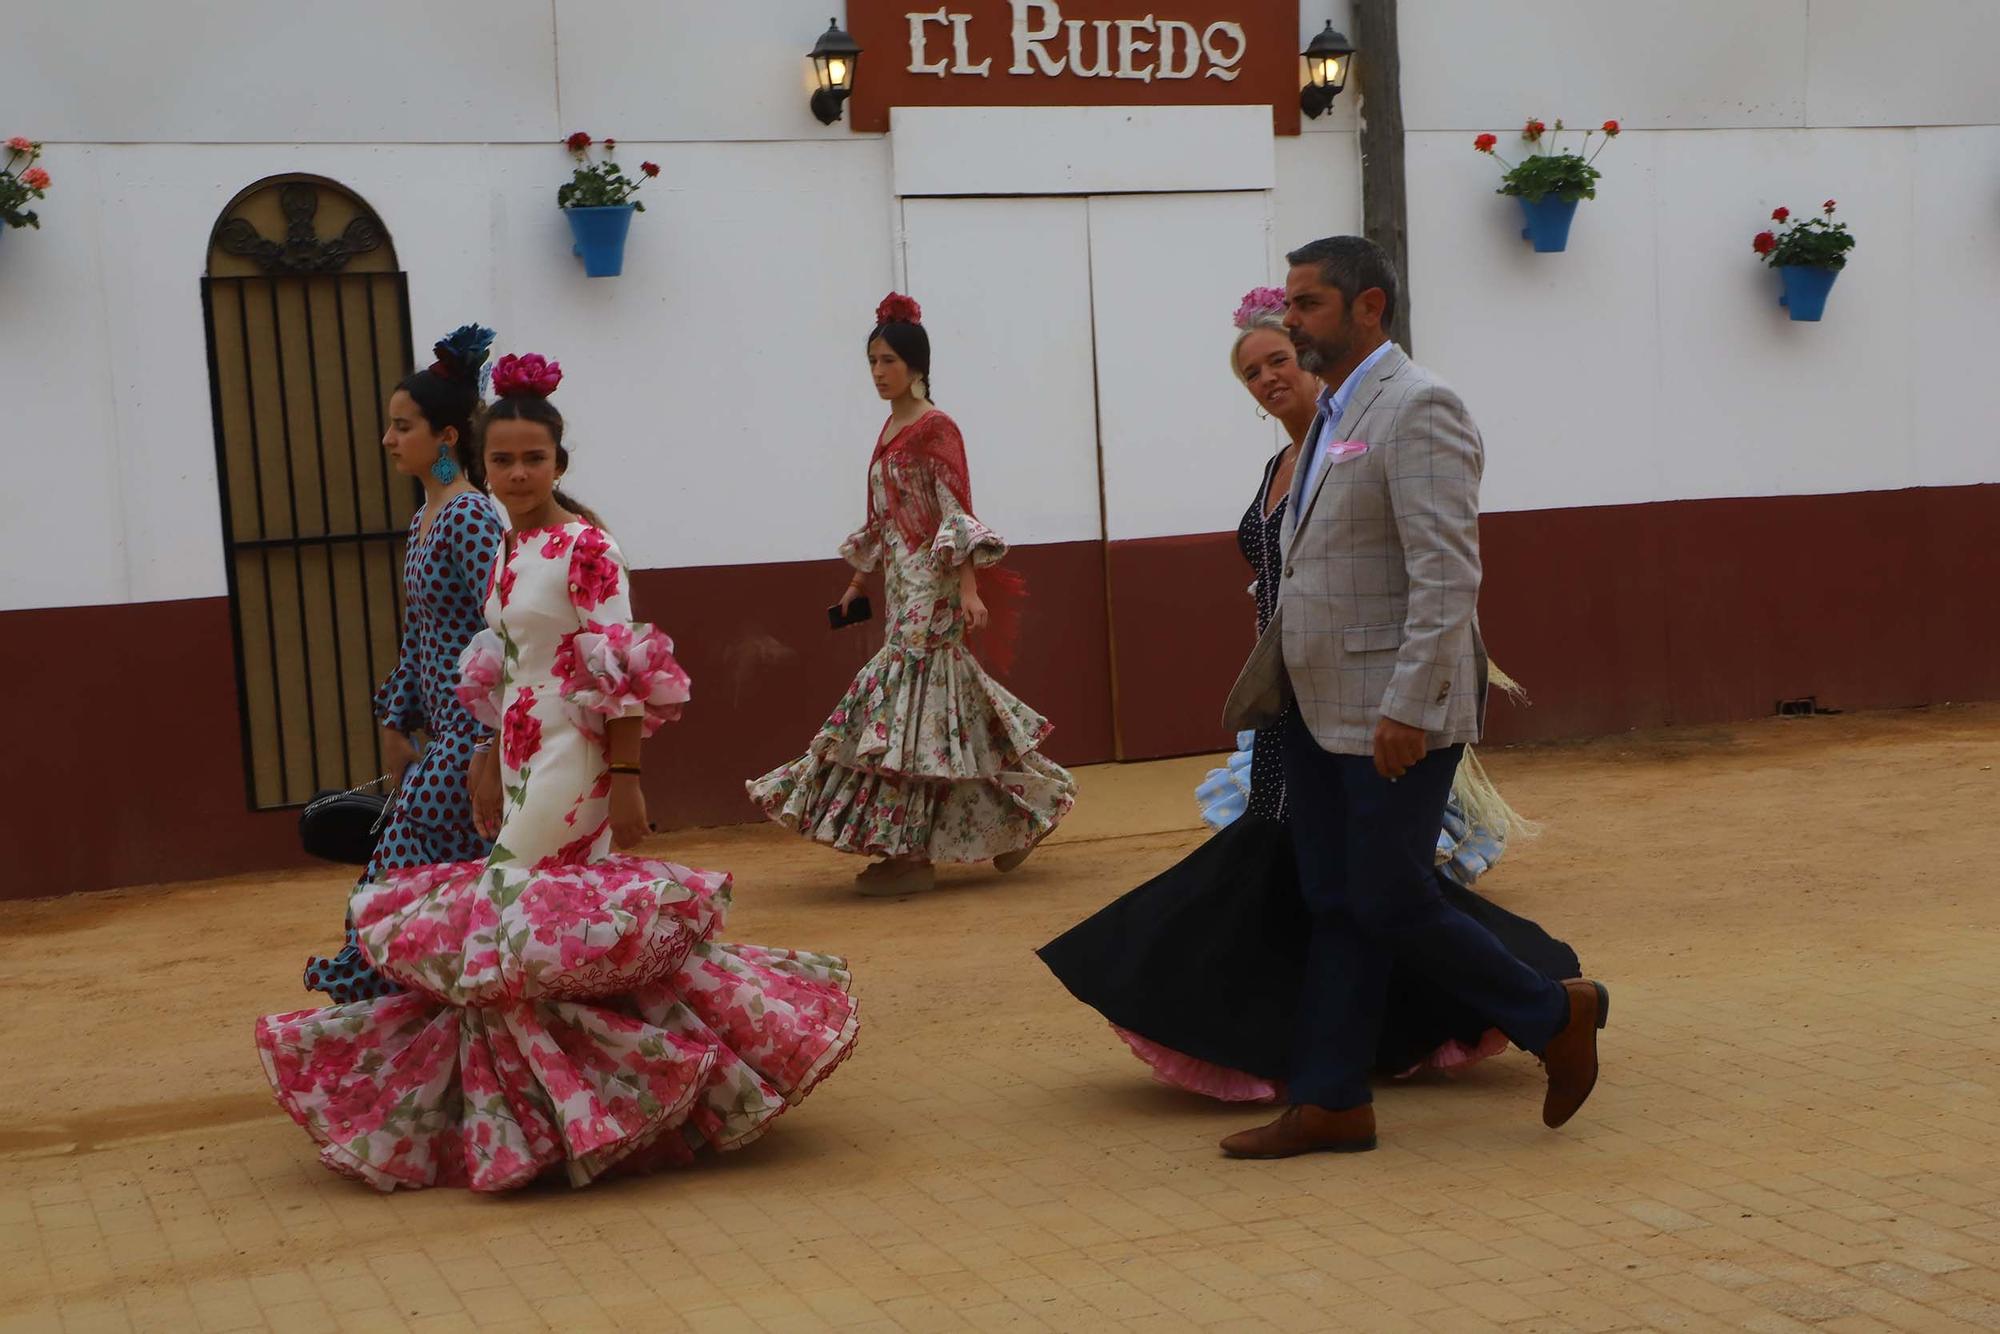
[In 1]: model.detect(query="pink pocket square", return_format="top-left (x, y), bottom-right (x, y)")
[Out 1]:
top-left (1326, 441), bottom-right (1369, 461)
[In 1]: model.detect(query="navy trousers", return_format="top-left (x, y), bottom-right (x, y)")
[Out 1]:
top-left (1281, 711), bottom-right (1569, 1108)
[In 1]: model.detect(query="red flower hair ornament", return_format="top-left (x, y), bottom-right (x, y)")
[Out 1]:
top-left (875, 292), bottom-right (923, 326)
top-left (492, 352), bottom-right (563, 398)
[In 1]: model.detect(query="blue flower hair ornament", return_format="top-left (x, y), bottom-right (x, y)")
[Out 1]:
top-left (428, 322), bottom-right (497, 384)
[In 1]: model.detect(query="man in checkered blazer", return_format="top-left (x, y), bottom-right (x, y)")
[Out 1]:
top-left (1219, 236), bottom-right (1609, 1160)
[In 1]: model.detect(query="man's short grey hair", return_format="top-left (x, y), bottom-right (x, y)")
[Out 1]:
top-left (1286, 235), bottom-right (1399, 330)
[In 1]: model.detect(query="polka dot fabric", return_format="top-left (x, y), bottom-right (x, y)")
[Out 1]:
top-left (304, 491), bottom-right (507, 1004)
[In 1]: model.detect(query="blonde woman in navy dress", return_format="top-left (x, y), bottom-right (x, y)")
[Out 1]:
top-left (303, 325), bottom-right (508, 1003)
top-left (1040, 291), bottom-right (1580, 1099)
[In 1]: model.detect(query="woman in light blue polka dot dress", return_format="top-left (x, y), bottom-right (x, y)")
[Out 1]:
top-left (303, 327), bottom-right (507, 1004)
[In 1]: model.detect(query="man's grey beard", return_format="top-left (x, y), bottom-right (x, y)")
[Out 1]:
top-left (1294, 341), bottom-right (1328, 374)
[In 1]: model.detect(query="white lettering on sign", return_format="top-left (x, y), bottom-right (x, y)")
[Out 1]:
top-left (912, 9), bottom-right (995, 77)
top-left (908, 8), bottom-right (949, 75)
top-left (985, 2), bottom-right (1244, 82)
top-left (1156, 19), bottom-right (1198, 78)
top-left (1011, 1), bottom-right (1065, 74)
top-left (1201, 21), bottom-right (1245, 80)
top-left (1114, 17), bottom-right (1153, 82)
top-left (950, 13), bottom-right (994, 74)
top-left (1066, 19), bottom-right (1112, 77)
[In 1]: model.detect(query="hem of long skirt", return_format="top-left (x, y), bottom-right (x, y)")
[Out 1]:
top-left (801, 724), bottom-right (1059, 784)
top-left (710, 1000), bottom-right (863, 1158)
top-left (749, 771), bottom-right (1071, 864)
top-left (754, 812), bottom-right (1030, 865)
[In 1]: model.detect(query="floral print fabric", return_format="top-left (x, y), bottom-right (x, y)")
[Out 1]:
top-left (259, 521), bottom-right (859, 1192)
top-left (748, 449), bottom-right (1076, 863)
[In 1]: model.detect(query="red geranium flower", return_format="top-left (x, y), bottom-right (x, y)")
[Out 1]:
top-left (20, 166), bottom-right (48, 190)
top-left (565, 131), bottom-right (592, 153)
top-left (1823, 199), bottom-right (1837, 213)
top-left (503, 688), bottom-right (544, 768)
top-left (1752, 231), bottom-right (1777, 256)
top-left (1601, 120), bottom-right (1620, 135)
top-left (1473, 133), bottom-right (1498, 153)
top-left (1522, 118), bottom-right (1546, 142)
top-left (603, 137), bottom-right (616, 150)
top-left (567, 527), bottom-right (622, 611)
top-left (1772, 206), bottom-right (1790, 222)
top-left (640, 161), bottom-right (660, 178)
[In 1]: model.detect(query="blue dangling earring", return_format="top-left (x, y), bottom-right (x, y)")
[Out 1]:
top-left (430, 443), bottom-right (459, 485)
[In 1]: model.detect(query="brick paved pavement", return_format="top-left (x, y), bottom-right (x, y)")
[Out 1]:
top-left (2, 707), bottom-right (1996, 1332)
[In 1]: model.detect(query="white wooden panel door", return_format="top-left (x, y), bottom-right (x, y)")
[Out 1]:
top-left (1086, 192), bottom-right (1278, 541)
top-left (898, 197), bottom-right (1103, 547)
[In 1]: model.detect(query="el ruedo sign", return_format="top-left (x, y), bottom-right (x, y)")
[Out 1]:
top-left (847, 1), bottom-right (1303, 134)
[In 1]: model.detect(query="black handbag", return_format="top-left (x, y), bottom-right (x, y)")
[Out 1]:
top-left (299, 775), bottom-right (395, 866)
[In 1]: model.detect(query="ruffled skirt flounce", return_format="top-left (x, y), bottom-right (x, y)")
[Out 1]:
top-left (255, 855), bottom-right (858, 1192)
top-left (1038, 815), bottom-right (1577, 1099)
top-left (748, 641), bottom-right (1076, 862)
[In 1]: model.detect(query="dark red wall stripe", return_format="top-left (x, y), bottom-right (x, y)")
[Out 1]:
top-left (4, 485), bottom-right (1992, 899)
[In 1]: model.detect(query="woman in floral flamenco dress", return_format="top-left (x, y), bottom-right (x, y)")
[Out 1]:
top-left (748, 294), bottom-right (1077, 897)
top-left (256, 352), bottom-right (859, 1192)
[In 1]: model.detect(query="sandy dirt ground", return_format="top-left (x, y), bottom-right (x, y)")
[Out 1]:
top-left (2, 704), bottom-right (1997, 1332)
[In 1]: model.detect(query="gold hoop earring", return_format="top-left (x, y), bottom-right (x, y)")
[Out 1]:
top-left (1256, 408), bottom-right (1270, 421)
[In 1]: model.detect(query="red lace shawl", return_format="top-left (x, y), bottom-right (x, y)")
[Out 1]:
top-left (866, 410), bottom-right (1027, 672)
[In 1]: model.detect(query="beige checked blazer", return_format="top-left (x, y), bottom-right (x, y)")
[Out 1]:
top-left (1222, 344), bottom-right (1489, 755)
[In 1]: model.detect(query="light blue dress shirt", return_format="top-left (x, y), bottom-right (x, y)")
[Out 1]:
top-left (1293, 338), bottom-right (1396, 512)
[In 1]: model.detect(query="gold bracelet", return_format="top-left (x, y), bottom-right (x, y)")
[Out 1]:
top-left (608, 763), bottom-right (642, 776)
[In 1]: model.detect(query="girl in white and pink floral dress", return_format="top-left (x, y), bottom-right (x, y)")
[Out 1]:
top-left (256, 354), bottom-right (859, 1192)
top-left (748, 294), bottom-right (1077, 896)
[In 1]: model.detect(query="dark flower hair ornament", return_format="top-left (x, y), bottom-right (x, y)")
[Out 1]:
top-left (428, 322), bottom-right (497, 384)
top-left (875, 292), bottom-right (922, 326)
top-left (492, 353), bottom-right (563, 399)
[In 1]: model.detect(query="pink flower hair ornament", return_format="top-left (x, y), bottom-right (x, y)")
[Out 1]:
top-left (491, 352), bottom-right (563, 398)
top-left (1233, 286), bottom-right (1286, 329)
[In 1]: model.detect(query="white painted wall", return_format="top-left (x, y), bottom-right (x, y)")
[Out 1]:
top-left (2, 0), bottom-right (1994, 610)
top-left (0, 139), bottom-right (897, 609)
top-left (1399, 0), bottom-right (2000, 514)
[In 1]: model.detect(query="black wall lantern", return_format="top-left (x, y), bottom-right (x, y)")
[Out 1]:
top-left (1299, 21), bottom-right (1355, 120)
top-left (809, 18), bottom-right (862, 126)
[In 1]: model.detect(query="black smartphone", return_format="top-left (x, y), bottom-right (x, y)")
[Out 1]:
top-left (828, 595), bottom-right (873, 629)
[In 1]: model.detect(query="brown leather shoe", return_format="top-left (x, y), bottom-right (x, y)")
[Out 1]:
top-left (1219, 1104), bottom-right (1377, 1159)
top-left (1542, 978), bottom-right (1610, 1129)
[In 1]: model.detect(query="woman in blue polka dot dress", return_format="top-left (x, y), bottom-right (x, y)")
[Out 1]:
top-left (303, 325), bottom-right (508, 1004)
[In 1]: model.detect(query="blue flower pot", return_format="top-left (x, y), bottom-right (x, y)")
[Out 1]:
top-left (1777, 264), bottom-right (1839, 322)
top-left (1517, 195), bottom-right (1581, 252)
top-left (564, 204), bottom-right (636, 278)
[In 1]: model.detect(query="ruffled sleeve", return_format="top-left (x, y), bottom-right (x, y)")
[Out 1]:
top-left (840, 522), bottom-right (883, 573)
top-left (454, 630), bottom-right (505, 731)
top-left (372, 512), bottom-right (425, 730)
top-left (372, 658), bottom-right (425, 733)
top-left (553, 621), bottom-right (692, 738)
top-left (928, 472), bottom-right (1007, 570)
top-left (445, 495), bottom-right (507, 611)
top-left (444, 496), bottom-right (506, 736)
top-left (553, 525), bottom-right (692, 737)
